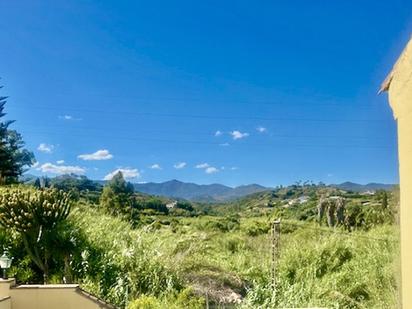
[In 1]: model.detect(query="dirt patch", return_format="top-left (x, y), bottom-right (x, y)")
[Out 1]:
top-left (185, 269), bottom-right (246, 305)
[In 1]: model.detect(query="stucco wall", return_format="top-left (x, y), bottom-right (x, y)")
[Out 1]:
top-left (385, 37), bottom-right (412, 308)
top-left (0, 280), bottom-right (115, 309)
top-left (0, 297), bottom-right (11, 309)
top-left (11, 286), bottom-right (108, 309)
top-left (9, 286), bottom-right (110, 309)
top-left (387, 39), bottom-right (412, 120)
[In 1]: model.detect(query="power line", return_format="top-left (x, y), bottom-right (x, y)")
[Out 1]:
top-left (15, 122), bottom-right (390, 141)
top-left (7, 92), bottom-right (385, 109)
top-left (24, 130), bottom-right (395, 149)
top-left (8, 105), bottom-right (391, 123)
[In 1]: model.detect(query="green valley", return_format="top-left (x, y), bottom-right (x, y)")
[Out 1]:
top-left (0, 175), bottom-right (399, 308)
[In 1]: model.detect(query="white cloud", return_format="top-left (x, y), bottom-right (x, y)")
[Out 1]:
top-left (59, 115), bottom-right (82, 121)
top-left (37, 143), bottom-right (54, 153)
top-left (104, 168), bottom-right (140, 180)
top-left (219, 142), bottom-right (230, 147)
top-left (205, 167), bottom-right (219, 174)
top-left (174, 162), bottom-right (187, 169)
top-left (215, 130), bottom-right (223, 137)
top-left (149, 164), bottom-right (162, 170)
top-left (56, 160), bottom-right (65, 164)
top-left (230, 130), bottom-right (249, 140)
top-left (195, 162), bottom-right (219, 174)
top-left (230, 167), bottom-right (239, 170)
top-left (78, 149), bottom-right (113, 161)
top-left (193, 162), bottom-right (220, 174)
top-left (37, 163), bottom-right (85, 175)
top-left (31, 162), bottom-right (40, 169)
top-left (257, 126), bottom-right (267, 133)
top-left (195, 163), bottom-right (210, 169)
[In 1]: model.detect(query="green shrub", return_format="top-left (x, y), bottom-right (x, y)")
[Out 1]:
top-left (127, 289), bottom-right (204, 309)
top-left (127, 295), bottom-right (158, 309)
top-left (200, 216), bottom-right (240, 232)
top-left (173, 288), bottom-right (205, 309)
top-left (221, 236), bottom-right (246, 253)
top-left (243, 221), bottom-right (269, 236)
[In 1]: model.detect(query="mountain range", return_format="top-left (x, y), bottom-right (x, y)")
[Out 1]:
top-left (133, 179), bottom-right (268, 202)
top-left (20, 174), bottom-right (397, 202)
top-left (332, 182), bottom-right (396, 192)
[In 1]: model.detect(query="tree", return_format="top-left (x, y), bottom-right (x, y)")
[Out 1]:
top-left (33, 177), bottom-right (51, 189)
top-left (50, 174), bottom-right (101, 192)
top-left (100, 172), bottom-right (134, 216)
top-left (0, 86), bottom-right (35, 184)
top-left (0, 187), bottom-right (72, 283)
top-left (175, 201), bottom-right (194, 212)
top-left (376, 190), bottom-right (389, 209)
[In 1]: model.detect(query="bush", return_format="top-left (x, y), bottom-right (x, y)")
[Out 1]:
top-left (128, 295), bottom-right (158, 309)
top-left (222, 236), bottom-right (246, 253)
top-left (201, 216), bottom-right (240, 232)
top-left (173, 288), bottom-right (205, 309)
top-left (243, 221), bottom-right (270, 236)
top-left (127, 289), bottom-right (204, 309)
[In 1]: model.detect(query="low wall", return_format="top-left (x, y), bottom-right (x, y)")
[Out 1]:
top-left (0, 297), bottom-right (11, 309)
top-left (0, 279), bottom-right (116, 309)
top-left (10, 284), bottom-right (115, 309)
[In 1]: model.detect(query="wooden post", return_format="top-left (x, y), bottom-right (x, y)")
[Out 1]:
top-left (271, 219), bottom-right (281, 300)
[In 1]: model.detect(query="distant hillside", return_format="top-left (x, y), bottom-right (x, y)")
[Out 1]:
top-left (332, 182), bottom-right (396, 192)
top-left (20, 174), bottom-right (395, 201)
top-left (20, 175), bottom-right (268, 202)
top-left (209, 182), bottom-right (399, 217)
top-left (20, 173), bottom-right (37, 184)
top-left (133, 179), bottom-right (268, 202)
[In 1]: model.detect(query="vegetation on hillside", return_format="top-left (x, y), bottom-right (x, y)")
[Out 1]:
top-left (0, 178), bottom-right (399, 308)
top-left (0, 88), bottom-right (400, 308)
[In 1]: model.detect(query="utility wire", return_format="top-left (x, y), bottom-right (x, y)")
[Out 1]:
top-left (14, 122), bottom-right (390, 141)
top-left (9, 92), bottom-right (384, 109)
top-left (24, 130), bottom-right (394, 149)
top-left (8, 105), bottom-right (390, 123)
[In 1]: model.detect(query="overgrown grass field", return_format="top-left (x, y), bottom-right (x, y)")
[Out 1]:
top-left (70, 204), bottom-right (399, 308)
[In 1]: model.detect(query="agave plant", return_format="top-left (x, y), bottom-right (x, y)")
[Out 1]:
top-left (0, 187), bottom-right (72, 283)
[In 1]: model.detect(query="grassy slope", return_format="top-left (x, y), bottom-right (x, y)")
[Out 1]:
top-left (72, 204), bottom-right (399, 308)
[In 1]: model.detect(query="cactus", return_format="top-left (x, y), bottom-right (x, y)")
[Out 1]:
top-left (0, 187), bottom-right (72, 283)
top-left (0, 187), bottom-right (71, 231)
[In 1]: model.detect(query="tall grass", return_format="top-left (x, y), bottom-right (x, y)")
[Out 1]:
top-left (71, 206), bottom-right (399, 308)
top-left (243, 223), bottom-right (400, 309)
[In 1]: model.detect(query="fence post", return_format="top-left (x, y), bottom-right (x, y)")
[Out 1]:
top-left (271, 219), bottom-right (281, 301)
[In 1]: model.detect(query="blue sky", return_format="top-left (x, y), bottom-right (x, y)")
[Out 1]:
top-left (1, 1), bottom-right (411, 187)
